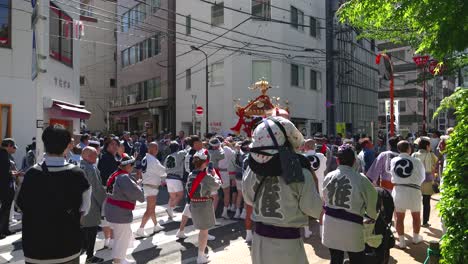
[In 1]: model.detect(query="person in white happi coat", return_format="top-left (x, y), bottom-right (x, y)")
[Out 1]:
top-left (243, 117), bottom-right (322, 264)
top-left (302, 138), bottom-right (327, 238)
top-left (136, 142), bottom-right (167, 237)
top-left (391, 140), bottom-right (426, 248)
top-left (322, 145), bottom-right (378, 264)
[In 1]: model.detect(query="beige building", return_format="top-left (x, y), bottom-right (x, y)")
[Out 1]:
top-left (79, 0), bottom-right (117, 132)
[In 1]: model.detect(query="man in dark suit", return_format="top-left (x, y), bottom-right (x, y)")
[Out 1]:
top-left (0, 138), bottom-right (22, 239)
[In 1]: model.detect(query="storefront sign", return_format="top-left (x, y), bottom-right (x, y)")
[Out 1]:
top-left (53, 77), bottom-right (72, 89)
top-left (209, 121), bottom-right (222, 134)
top-left (36, 119), bottom-right (43, 128)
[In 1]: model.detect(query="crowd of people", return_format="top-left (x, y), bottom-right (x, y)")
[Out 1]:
top-left (0, 119), bottom-right (453, 264)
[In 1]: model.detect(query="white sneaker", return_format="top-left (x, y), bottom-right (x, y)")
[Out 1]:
top-left (197, 254), bottom-right (210, 264)
top-left (136, 228), bottom-right (147, 237)
top-left (153, 224), bottom-right (165, 233)
top-left (396, 237), bottom-right (407, 249)
top-left (207, 234), bottom-right (216, 241)
top-left (233, 209), bottom-right (241, 219)
top-left (240, 209), bottom-right (246, 219)
top-left (412, 233), bottom-right (423, 244)
top-left (166, 208), bottom-right (175, 219)
top-left (304, 227), bottom-right (313, 238)
top-left (245, 230), bottom-right (253, 242)
top-left (229, 204), bottom-right (236, 211)
top-left (221, 207), bottom-right (229, 219)
top-left (176, 230), bottom-right (187, 239)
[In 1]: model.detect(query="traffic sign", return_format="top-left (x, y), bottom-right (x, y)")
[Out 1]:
top-left (195, 106), bottom-right (204, 116)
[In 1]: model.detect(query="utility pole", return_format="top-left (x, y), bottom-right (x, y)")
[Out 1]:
top-left (191, 95), bottom-right (197, 135)
top-left (326, 0), bottom-right (336, 135)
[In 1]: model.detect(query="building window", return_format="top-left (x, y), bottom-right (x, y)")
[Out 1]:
top-left (151, 0), bottom-right (161, 13)
top-left (252, 60), bottom-right (271, 83)
top-left (122, 12), bottom-right (129, 32)
top-left (148, 78), bottom-right (161, 99)
top-left (252, 0), bottom-right (271, 20)
top-left (211, 2), bottom-right (224, 26)
top-left (80, 101), bottom-right (85, 106)
top-left (291, 64), bottom-right (304, 88)
top-left (186, 15), bottom-right (191, 35)
top-left (0, 0), bottom-right (11, 48)
top-left (379, 102), bottom-right (385, 114)
top-left (310, 70), bottom-right (321, 90)
top-left (50, 3), bottom-right (73, 67)
top-left (110, 78), bottom-right (116, 88)
top-left (121, 49), bottom-right (129, 67)
top-left (80, 0), bottom-right (93, 17)
top-left (0, 104), bottom-right (12, 141)
top-left (80, 76), bottom-right (85, 85)
top-left (211, 62), bottom-right (224, 86)
top-left (129, 46), bottom-right (136, 65)
top-left (137, 3), bottom-right (146, 23)
top-left (291, 6), bottom-right (304, 31)
top-left (310, 17), bottom-right (317, 37)
top-left (152, 34), bottom-right (160, 56)
top-left (399, 100), bottom-right (406, 112)
top-left (186, 69), bottom-right (191, 90)
top-left (418, 101), bottom-right (423, 112)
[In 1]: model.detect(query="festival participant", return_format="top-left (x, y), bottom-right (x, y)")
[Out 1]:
top-left (357, 138), bottom-right (376, 173)
top-left (207, 138), bottom-right (225, 220)
top-left (322, 145), bottom-right (378, 264)
top-left (233, 140), bottom-right (251, 219)
top-left (186, 149), bottom-right (222, 264)
top-left (217, 137), bottom-right (236, 219)
top-left (98, 137), bottom-right (120, 248)
top-left (80, 147), bottom-right (106, 263)
top-left (243, 117), bottom-right (322, 264)
top-left (136, 142), bottom-right (166, 237)
top-left (164, 141), bottom-right (186, 218)
top-left (105, 155), bottom-right (144, 264)
top-left (412, 137), bottom-right (438, 228)
top-left (122, 132), bottom-right (133, 156)
top-left (17, 126), bottom-right (91, 264)
top-left (391, 140), bottom-right (425, 248)
top-left (302, 138), bottom-right (327, 238)
top-left (366, 136), bottom-right (400, 191)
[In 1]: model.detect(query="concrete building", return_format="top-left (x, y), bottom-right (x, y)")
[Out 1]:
top-left (79, 0), bottom-right (117, 133)
top-left (0, 0), bottom-right (90, 161)
top-left (176, 0), bottom-right (327, 137)
top-left (376, 43), bottom-right (456, 135)
top-left (109, 0), bottom-right (176, 135)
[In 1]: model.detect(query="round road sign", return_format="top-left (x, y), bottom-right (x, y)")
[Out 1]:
top-left (195, 106), bottom-right (204, 115)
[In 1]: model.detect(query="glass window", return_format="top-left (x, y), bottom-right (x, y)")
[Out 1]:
top-left (211, 62), bottom-right (224, 86)
top-left (418, 101), bottom-right (423, 112)
top-left (252, 60), bottom-right (271, 83)
top-left (211, 2), bottom-right (224, 26)
top-left (0, 0), bottom-right (11, 48)
top-left (379, 102), bottom-right (385, 114)
top-left (138, 4), bottom-right (146, 23)
top-left (147, 79), bottom-right (154, 98)
top-left (186, 15), bottom-right (191, 35)
top-left (291, 64), bottom-right (304, 87)
top-left (121, 12), bottom-right (129, 32)
top-left (143, 81), bottom-right (148, 100)
top-left (129, 46), bottom-right (136, 65)
top-left (310, 70), bottom-right (317, 90)
top-left (152, 34), bottom-right (160, 56)
top-left (151, 0), bottom-right (161, 13)
top-left (310, 17), bottom-right (317, 37)
top-left (399, 101), bottom-right (406, 112)
top-left (80, 0), bottom-right (93, 17)
top-left (135, 44), bottom-right (140, 63)
top-left (147, 37), bottom-right (152, 57)
top-left (129, 8), bottom-right (135, 28)
top-left (186, 69), bottom-right (191, 90)
top-left (291, 6), bottom-right (303, 31)
top-left (50, 4), bottom-right (73, 67)
top-left (153, 78), bottom-right (161, 98)
top-left (252, 0), bottom-right (271, 20)
top-left (139, 42), bottom-right (144, 61)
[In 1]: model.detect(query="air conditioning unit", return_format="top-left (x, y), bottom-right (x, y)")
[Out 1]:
top-left (127, 94), bottom-right (136, 104)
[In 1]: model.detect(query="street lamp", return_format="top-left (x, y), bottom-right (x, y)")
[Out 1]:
top-left (191, 45), bottom-right (209, 135)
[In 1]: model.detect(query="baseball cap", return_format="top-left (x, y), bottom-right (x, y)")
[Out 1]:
top-left (1, 138), bottom-right (18, 149)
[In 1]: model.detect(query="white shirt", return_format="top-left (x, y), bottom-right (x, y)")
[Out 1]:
top-left (391, 153), bottom-right (425, 186)
top-left (219, 146), bottom-right (235, 170)
top-left (303, 150), bottom-right (327, 197)
top-left (142, 153), bottom-right (166, 186)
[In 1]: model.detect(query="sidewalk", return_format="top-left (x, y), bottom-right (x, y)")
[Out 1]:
top-left (207, 194), bottom-right (443, 264)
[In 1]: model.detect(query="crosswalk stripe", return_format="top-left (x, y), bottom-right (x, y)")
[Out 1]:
top-left (0, 203), bottom-right (239, 264)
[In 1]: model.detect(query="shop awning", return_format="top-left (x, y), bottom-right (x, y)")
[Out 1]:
top-left (51, 100), bottom-right (91, 120)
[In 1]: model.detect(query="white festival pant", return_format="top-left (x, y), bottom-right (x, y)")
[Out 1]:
top-left (109, 222), bottom-right (133, 260)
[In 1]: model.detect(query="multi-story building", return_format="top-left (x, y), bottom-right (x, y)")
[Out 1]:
top-left (176, 0), bottom-right (327, 137)
top-left (79, 0), bottom-right (117, 132)
top-left (0, 0), bottom-right (90, 160)
top-left (376, 43), bottom-right (456, 134)
top-left (333, 25), bottom-right (380, 137)
top-left (109, 0), bottom-right (176, 135)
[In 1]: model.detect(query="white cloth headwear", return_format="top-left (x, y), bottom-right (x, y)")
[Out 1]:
top-left (251, 116), bottom-right (304, 164)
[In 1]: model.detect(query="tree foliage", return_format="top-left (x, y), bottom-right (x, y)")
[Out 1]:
top-left (433, 88), bottom-right (468, 264)
top-left (337, 0), bottom-right (468, 61)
